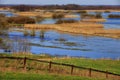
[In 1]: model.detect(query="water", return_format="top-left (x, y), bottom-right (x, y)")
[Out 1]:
top-left (103, 18), bottom-right (120, 29)
top-left (0, 10), bottom-right (16, 17)
top-left (38, 12), bottom-right (120, 29)
top-left (0, 30), bottom-right (119, 59)
top-left (0, 12), bottom-right (120, 59)
top-left (38, 17), bottom-right (80, 24)
top-left (38, 18), bottom-right (57, 24)
top-left (27, 31), bottom-right (120, 59)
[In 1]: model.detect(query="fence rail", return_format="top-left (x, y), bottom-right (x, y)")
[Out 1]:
top-left (0, 56), bottom-right (120, 78)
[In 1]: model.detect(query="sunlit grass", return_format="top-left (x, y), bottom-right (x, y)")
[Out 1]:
top-left (53, 58), bottom-right (120, 74)
top-left (0, 72), bottom-right (106, 80)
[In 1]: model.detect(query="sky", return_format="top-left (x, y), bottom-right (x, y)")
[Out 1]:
top-left (0, 0), bottom-right (120, 5)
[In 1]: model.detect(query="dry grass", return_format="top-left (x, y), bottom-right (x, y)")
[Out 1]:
top-left (16, 12), bottom-right (40, 17)
top-left (24, 22), bottom-right (120, 38)
top-left (82, 19), bottom-right (106, 22)
top-left (16, 11), bottom-right (53, 18)
top-left (0, 58), bottom-right (119, 80)
top-left (64, 14), bottom-right (79, 18)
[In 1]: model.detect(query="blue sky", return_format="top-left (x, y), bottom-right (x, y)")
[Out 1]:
top-left (1, 0), bottom-right (120, 5)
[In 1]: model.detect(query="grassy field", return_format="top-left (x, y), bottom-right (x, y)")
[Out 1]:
top-left (0, 53), bottom-right (120, 74)
top-left (0, 72), bottom-right (107, 80)
top-left (0, 53), bottom-right (119, 80)
top-left (53, 58), bottom-right (120, 75)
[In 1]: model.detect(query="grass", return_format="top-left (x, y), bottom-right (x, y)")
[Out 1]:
top-left (0, 72), bottom-right (106, 80)
top-left (53, 58), bottom-right (120, 75)
top-left (0, 53), bottom-right (119, 80)
top-left (0, 53), bottom-right (52, 59)
top-left (0, 53), bottom-right (120, 75)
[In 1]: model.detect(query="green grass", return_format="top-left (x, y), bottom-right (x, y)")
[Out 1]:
top-left (0, 53), bottom-right (120, 75)
top-left (0, 53), bottom-right (52, 59)
top-left (53, 58), bottom-right (120, 75)
top-left (0, 72), bottom-right (106, 80)
top-left (0, 53), bottom-right (119, 80)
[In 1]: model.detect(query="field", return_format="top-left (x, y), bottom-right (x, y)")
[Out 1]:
top-left (0, 72), bottom-right (107, 80)
top-left (52, 58), bottom-right (120, 75)
top-left (0, 8), bottom-right (120, 80)
top-left (0, 53), bottom-right (120, 80)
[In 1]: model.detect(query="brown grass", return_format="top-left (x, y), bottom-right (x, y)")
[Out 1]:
top-left (24, 22), bottom-right (120, 39)
top-left (82, 19), bottom-right (106, 22)
top-left (0, 58), bottom-right (119, 80)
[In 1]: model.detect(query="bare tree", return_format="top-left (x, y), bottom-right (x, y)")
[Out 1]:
top-left (4, 37), bottom-right (31, 54)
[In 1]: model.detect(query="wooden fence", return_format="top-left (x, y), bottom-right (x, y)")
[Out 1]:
top-left (0, 56), bottom-right (120, 79)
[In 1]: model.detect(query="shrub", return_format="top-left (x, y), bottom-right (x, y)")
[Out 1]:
top-left (104, 11), bottom-right (110, 13)
top-left (95, 13), bottom-right (102, 19)
top-left (52, 13), bottom-right (64, 19)
top-left (80, 13), bottom-right (95, 19)
top-left (30, 30), bottom-right (35, 37)
top-left (77, 10), bottom-right (87, 14)
top-left (24, 30), bottom-right (29, 36)
top-left (108, 14), bottom-right (120, 18)
top-left (0, 14), bottom-right (9, 29)
top-left (7, 16), bottom-right (35, 24)
top-left (0, 38), bottom-right (3, 43)
top-left (35, 15), bottom-right (44, 22)
top-left (81, 13), bottom-right (102, 19)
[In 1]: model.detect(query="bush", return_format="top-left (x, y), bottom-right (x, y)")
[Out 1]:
top-left (35, 15), bottom-right (44, 22)
top-left (95, 13), bottom-right (102, 19)
top-left (81, 13), bottom-right (95, 19)
top-left (52, 13), bottom-right (64, 19)
top-left (56, 19), bottom-right (78, 24)
top-left (30, 30), bottom-right (35, 36)
top-left (24, 30), bottom-right (29, 36)
top-left (81, 13), bottom-right (102, 19)
top-left (0, 14), bottom-right (9, 29)
top-left (0, 38), bottom-right (3, 43)
top-left (104, 11), bottom-right (110, 13)
top-left (77, 10), bottom-right (87, 14)
top-left (7, 16), bottom-right (35, 24)
top-left (108, 14), bottom-right (120, 18)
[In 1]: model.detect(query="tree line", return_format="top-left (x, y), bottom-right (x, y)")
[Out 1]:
top-left (0, 4), bottom-right (120, 11)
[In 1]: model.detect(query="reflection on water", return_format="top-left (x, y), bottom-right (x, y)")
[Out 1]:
top-left (38, 12), bottom-right (120, 29)
top-left (0, 10), bottom-right (16, 17)
top-left (0, 11), bottom-right (120, 59)
top-left (0, 29), bottom-right (120, 59)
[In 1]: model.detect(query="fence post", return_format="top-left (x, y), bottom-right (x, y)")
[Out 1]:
top-left (106, 71), bottom-right (108, 78)
top-left (71, 65), bottom-right (74, 75)
top-left (89, 68), bottom-right (92, 77)
top-left (23, 57), bottom-right (27, 71)
top-left (49, 61), bottom-right (52, 71)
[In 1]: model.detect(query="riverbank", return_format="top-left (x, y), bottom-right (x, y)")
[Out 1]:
top-left (24, 22), bottom-right (120, 39)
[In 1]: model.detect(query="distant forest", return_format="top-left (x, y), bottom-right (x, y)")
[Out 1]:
top-left (0, 4), bottom-right (120, 11)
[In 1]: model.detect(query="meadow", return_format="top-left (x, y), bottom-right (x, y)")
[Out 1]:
top-left (0, 53), bottom-right (119, 80)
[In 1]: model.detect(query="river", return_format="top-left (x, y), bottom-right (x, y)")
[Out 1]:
top-left (0, 11), bottom-right (120, 59)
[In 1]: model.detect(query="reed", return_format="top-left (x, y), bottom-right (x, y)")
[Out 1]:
top-left (24, 22), bottom-right (120, 39)
top-left (30, 30), bottom-right (36, 37)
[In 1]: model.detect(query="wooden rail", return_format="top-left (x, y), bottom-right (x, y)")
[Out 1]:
top-left (0, 56), bottom-right (120, 78)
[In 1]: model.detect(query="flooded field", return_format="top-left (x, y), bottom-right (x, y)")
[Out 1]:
top-left (0, 11), bottom-right (120, 59)
top-left (0, 28), bottom-right (118, 59)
